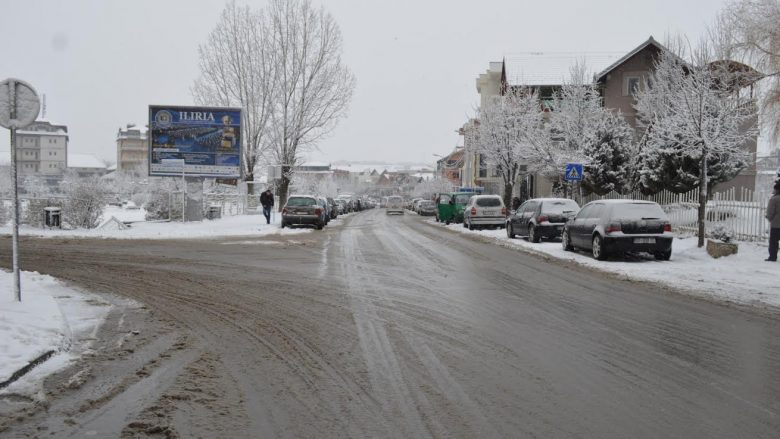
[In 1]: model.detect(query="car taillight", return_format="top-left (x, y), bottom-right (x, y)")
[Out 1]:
top-left (606, 223), bottom-right (621, 234)
top-left (501, 207), bottom-right (507, 216)
top-left (537, 215), bottom-right (548, 223)
top-left (663, 223), bottom-right (672, 232)
top-left (471, 207), bottom-right (477, 215)
top-left (606, 224), bottom-right (621, 233)
top-left (315, 208), bottom-right (322, 215)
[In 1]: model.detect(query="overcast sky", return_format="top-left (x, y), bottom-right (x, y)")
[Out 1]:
top-left (0, 0), bottom-right (728, 166)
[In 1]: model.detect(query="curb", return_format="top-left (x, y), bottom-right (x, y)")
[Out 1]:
top-left (0, 350), bottom-right (57, 391)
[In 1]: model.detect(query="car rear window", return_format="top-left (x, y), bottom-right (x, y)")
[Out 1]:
top-left (610, 203), bottom-right (666, 220)
top-left (287, 197), bottom-right (316, 206)
top-left (476, 197), bottom-right (502, 207)
top-left (419, 201), bottom-right (433, 207)
top-left (454, 194), bottom-right (472, 204)
top-left (541, 200), bottom-right (579, 214)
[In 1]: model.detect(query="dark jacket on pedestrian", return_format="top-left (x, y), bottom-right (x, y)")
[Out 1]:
top-left (260, 191), bottom-right (274, 208)
top-left (767, 188), bottom-right (780, 228)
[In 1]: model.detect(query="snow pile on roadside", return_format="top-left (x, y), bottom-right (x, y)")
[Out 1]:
top-left (0, 212), bottom-right (312, 240)
top-left (0, 271), bottom-right (112, 396)
top-left (433, 221), bottom-right (780, 309)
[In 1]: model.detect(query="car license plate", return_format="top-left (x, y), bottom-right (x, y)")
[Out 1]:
top-left (634, 238), bottom-right (655, 244)
top-left (483, 210), bottom-right (497, 216)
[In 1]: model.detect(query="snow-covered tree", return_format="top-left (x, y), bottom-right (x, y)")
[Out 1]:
top-left (528, 64), bottom-right (603, 193)
top-left (635, 46), bottom-right (758, 247)
top-left (193, 1), bottom-right (278, 191)
top-left (713, 0), bottom-right (779, 141)
top-left (59, 172), bottom-right (109, 229)
top-left (412, 178), bottom-right (453, 199)
top-left (580, 110), bottom-right (635, 195)
top-left (264, 0), bottom-right (355, 211)
top-left (476, 90), bottom-right (545, 207)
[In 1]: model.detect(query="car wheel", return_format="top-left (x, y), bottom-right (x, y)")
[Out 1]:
top-left (507, 223), bottom-right (515, 239)
top-left (529, 224), bottom-right (540, 243)
top-left (316, 222), bottom-right (324, 230)
top-left (462, 219), bottom-right (468, 228)
top-left (281, 221), bottom-right (286, 229)
top-left (468, 219), bottom-right (474, 231)
top-left (592, 235), bottom-right (607, 260)
top-left (654, 249), bottom-right (672, 261)
top-left (562, 230), bottom-right (573, 251)
top-left (445, 219), bottom-right (450, 225)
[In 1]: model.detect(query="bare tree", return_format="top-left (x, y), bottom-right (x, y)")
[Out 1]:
top-left (713, 0), bottom-right (780, 142)
top-left (265, 0), bottom-right (355, 210)
top-left (635, 46), bottom-right (758, 247)
top-left (475, 91), bottom-right (543, 207)
top-left (193, 1), bottom-right (277, 190)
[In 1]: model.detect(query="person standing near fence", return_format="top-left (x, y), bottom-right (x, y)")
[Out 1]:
top-left (766, 182), bottom-right (780, 262)
top-left (260, 188), bottom-right (274, 225)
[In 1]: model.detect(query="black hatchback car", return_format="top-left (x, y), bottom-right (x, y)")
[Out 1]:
top-left (562, 200), bottom-right (673, 260)
top-left (507, 198), bottom-right (579, 242)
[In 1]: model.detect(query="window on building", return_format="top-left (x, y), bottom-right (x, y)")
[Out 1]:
top-left (624, 75), bottom-right (641, 97)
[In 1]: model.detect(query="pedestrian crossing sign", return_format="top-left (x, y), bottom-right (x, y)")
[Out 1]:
top-left (565, 163), bottom-right (583, 181)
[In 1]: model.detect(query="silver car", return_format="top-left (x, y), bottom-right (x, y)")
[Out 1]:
top-left (463, 195), bottom-right (507, 230)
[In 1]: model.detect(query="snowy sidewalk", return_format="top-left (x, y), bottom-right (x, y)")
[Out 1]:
top-left (0, 211), bottom-right (311, 240)
top-left (432, 220), bottom-right (780, 310)
top-left (0, 271), bottom-right (112, 397)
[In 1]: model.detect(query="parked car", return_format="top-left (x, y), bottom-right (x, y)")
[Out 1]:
top-left (386, 195), bottom-right (404, 214)
top-left (507, 198), bottom-right (580, 242)
top-left (335, 199), bottom-right (348, 214)
top-left (327, 197), bottom-right (338, 220)
top-left (408, 198), bottom-right (424, 211)
top-left (317, 196), bottom-right (332, 223)
top-left (281, 195), bottom-right (326, 229)
top-left (435, 192), bottom-right (473, 224)
top-left (463, 195), bottom-right (507, 230)
top-left (562, 199), bottom-right (673, 260)
top-left (417, 200), bottom-right (436, 216)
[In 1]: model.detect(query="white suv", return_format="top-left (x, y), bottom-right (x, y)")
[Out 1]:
top-left (463, 195), bottom-right (507, 230)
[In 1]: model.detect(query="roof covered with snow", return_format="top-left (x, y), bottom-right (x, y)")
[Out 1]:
top-left (504, 52), bottom-right (624, 86)
top-left (68, 153), bottom-right (106, 169)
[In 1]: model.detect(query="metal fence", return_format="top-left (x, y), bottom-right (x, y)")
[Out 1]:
top-left (581, 187), bottom-right (770, 241)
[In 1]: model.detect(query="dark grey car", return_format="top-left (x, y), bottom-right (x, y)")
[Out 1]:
top-left (507, 198), bottom-right (579, 242)
top-left (281, 195), bottom-right (326, 229)
top-left (562, 200), bottom-right (673, 260)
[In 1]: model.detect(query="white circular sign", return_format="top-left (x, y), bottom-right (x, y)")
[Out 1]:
top-left (0, 78), bottom-right (40, 129)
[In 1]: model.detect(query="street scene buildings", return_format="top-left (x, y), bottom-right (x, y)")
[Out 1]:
top-left (1, 1), bottom-right (779, 438)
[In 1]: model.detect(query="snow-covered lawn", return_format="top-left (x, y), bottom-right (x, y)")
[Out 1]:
top-left (432, 220), bottom-right (780, 309)
top-left (0, 209), bottom-right (316, 240)
top-left (0, 270), bottom-right (112, 397)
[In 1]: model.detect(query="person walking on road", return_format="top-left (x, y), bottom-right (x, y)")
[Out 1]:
top-left (766, 181), bottom-right (780, 261)
top-left (260, 189), bottom-right (274, 225)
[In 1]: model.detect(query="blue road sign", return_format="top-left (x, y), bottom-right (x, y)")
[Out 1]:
top-left (564, 163), bottom-right (583, 182)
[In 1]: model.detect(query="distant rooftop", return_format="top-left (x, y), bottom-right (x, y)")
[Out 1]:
top-left (503, 52), bottom-right (624, 86)
top-left (68, 153), bottom-right (106, 169)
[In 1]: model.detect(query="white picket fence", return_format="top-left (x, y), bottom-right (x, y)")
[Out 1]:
top-left (582, 187), bottom-right (770, 242)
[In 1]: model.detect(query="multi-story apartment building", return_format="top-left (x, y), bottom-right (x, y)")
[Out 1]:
top-left (15, 120), bottom-right (68, 178)
top-left (116, 125), bottom-right (148, 174)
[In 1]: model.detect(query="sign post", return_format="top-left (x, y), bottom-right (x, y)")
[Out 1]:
top-left (161, 159), bottom-right (186, 222)
top-left (564, 163), bottom-right (583, 202)
top-left (0, 78), bottom-right (41, 302)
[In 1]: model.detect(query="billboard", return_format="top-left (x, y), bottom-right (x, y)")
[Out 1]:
top-left (149, 105), bottom-right (242, 178)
